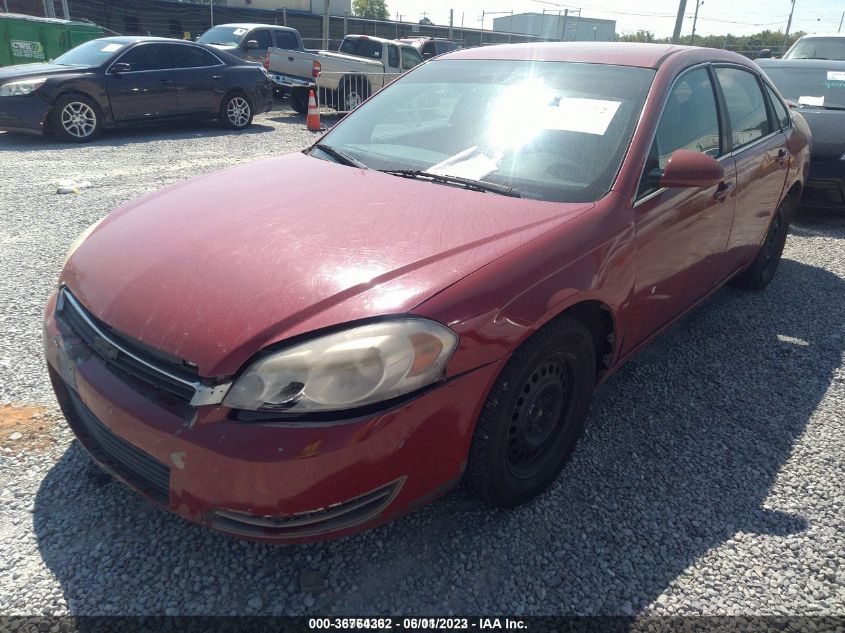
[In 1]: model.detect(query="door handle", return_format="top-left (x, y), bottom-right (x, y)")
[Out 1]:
top-left (713, 180), bottom-right (734, 202)
top-left (288, 56), bottom-right (294, 62)
top-left (775, 148), bottom-right (788, 165)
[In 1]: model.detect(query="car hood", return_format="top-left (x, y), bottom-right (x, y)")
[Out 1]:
top-left (0, 62), bottom-right (91, 82)
top-left (62, 153), bottom-right (593, 376)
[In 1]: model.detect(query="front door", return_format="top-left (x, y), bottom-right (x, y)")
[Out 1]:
top-left (622, 65), bottom-right (738, 355)
top-left (105, 43), bottom-right (179, 121)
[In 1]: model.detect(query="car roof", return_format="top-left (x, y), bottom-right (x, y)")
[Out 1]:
top-left (794, 33), bottom-right (845, 39)
top-left (95, 36), bottom-right (194, 44)
top-left (443, 42), bottom-right (751, 69)
top-left (213, 23), bottom-right (297, 30)
top-left (758, 57), bottom-right (845, 69)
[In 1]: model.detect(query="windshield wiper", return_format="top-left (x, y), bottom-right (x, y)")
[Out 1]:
top-left (379, 169), bottom-right (521, 198)
top-left (310, 143), bottom-right (370, 169)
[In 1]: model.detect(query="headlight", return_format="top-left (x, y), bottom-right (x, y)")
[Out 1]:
top-left (0, 78), bottom-right (47, 97)
top-left (65, 216), bottom-right (106, 264)
top-left (224, 319), bottom-right (459, 412)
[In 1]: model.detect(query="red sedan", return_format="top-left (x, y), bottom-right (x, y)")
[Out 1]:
top-left (44, 43), bottom-right (810, 542)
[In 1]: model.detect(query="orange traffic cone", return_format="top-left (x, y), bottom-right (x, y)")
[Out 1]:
top-left (306, 89), bottom-right (321, 131)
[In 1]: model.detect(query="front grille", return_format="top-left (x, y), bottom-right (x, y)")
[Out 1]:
top-left (67, 388), bottom-right (171, 505)
top-left (56, 289), bottom-right (226, 409)
top-left (210, 478), bottom-right (405, 539)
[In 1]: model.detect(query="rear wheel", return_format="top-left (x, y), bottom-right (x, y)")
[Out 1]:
top-left (289, 87), bottom-right (310, 115)
top-left (337, 77), bottom-right (370, 112)
top-left (50, 94), bottom-right (102, 143)
top-left (466, 315), bottom-right (595, 507)
top-left (220, 92), bottom-right (253, 130)
top-left (730, 196), bottom-right (793, 290)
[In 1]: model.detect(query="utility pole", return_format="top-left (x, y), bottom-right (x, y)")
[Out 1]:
top-left (691, 0), bottom-right (703, 45)
top-left (783, 0), bottom-right (796, 49)
top-left (43, 0), bottom-right (56, 18)
top-left (322, 0), bottom-right (330, 50)
top-left (210, 0), bottom-right (214, 27)
top-left (839, 11), bottom-right (844, 33)
top-left (449, 9), bottom-right (454, 40)
top-left (479, 10), bottom-right (485, 45)
top-left (671, 0), bottom-right (687, 44)
top-left (561, 9), bottom-right (568, 41)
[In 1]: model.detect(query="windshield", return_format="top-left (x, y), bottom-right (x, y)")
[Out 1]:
top-left (315, 59), bottom-right (655, 203)
top-left (198, 26), bottom-right (245, 46)
top-left (784, 37), bottom-right (845, 61)
top-left (763, 65), bottom-right (845, 109)
top-left (53, 39), bottom-right (126, 66)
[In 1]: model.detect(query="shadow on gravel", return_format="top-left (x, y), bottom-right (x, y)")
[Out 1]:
top-left (0, 122), bottom-right (274, 152)
top-left (32, 254), bottom-right (844, 615)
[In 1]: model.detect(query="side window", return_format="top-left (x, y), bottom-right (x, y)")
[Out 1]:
top-left (250, 29), bottom-right (273, 50)
top-left (170, 45), bottom-right (219, 68)
top-left (116, 44), bottom-right (172, 71)
top-left (388, 45), bottom-right (399, 68)
top-left (715, 67), bottom-right (772, 149)
top-left (402, 46), bottom-right (423, 70)
top-left (765, 84), bottom-right (791, 129)
top-left (638, 67), bottom-right (721, 198)
top-left (275, 31), bottom-right (299, 50)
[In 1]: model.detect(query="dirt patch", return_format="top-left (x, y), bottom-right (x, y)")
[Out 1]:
top-left (0, 404), bottom-right (59, 452)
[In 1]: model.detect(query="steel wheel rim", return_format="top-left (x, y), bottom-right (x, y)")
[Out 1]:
top-left (61, 102), bottom-right (96, 138)
top-left (506, 354), bottom-right (573, 479)
top-left (763, 213), bottom-right (782, 261)
top-left (345, 90), bottom-right (363, 110)
top-left (227, 97), bottom-right (250, 127)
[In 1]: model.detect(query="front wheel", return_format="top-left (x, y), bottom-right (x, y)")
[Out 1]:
top-left (466, 315), bottom-right (596, 507)
top-left (50, 94), bottom-right (102, 143)
top-left (220, 93), bottom-right (253, 130)
top-left (730, 197), bottom-right (793, 290)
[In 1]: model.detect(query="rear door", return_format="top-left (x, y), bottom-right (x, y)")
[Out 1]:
top-left (622, 65), bottom-right (738, 354)
top-left (105, 43), bottom-right (179, 121)
top-left (273, 30), bottom-right (301, 52)
top-left (168, 44), bottom-right (225, 115)
top-left (713, 66), bottom-right (790, 270)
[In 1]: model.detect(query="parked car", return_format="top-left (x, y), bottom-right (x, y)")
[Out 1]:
top-left (758, 57), bottom-right (843, 210)
top-left (0, 36), bottom-right (273, 142)
top-left (398, 37), bottom-right (460, 60)
top-left (198, 23), bottom-right (303, 64)
top-left (267, 34), bottom-right (423, 113)
top-left (782, 34), bottom-right (845, 61)
top-left (45, 43), bottom-right (809, 543)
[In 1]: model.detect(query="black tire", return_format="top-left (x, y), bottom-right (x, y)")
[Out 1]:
top-left (220, 92), bottom-right (253, 130)
top-left (337, 77), bottom-right (370, 112)
top-left (49, 93), bottom-right (102, 143)
top-left (730, 196), bottom-right (793, 290)
top-left (288, 87), bottom-right (310, 115)
top-left (466, 314), bottom-right (595, 507)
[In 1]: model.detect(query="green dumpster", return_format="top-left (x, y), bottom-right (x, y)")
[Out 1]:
top-left (0, 13), bottom-right (105, 67)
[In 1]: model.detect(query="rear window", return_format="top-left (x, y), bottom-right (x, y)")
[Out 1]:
top-left (198, 26), bottom-right (246, 47)
top-left (339, 38), bottom-right (382, 60)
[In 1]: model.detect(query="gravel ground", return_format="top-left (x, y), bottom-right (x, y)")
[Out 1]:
top-left (1, 105), bottom-right (844, 617)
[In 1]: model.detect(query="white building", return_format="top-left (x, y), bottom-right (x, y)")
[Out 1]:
top-left (492, 12), bottom-right (616, 42)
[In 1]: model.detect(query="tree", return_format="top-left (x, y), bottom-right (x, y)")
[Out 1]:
top-left (617, 30), bottom-right (655, 43)
top-left (419, 17), bottom-right (433, 25)
top-left (352, 0), bottom-right (389, 20)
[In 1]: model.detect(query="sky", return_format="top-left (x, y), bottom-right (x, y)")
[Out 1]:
top-left (382, 0), bottom-right (844, 38)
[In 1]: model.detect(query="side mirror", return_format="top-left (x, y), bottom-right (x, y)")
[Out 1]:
top-left (758, 48), bottom-right (772, 59)
top-left (656, 149), bottom-right (724, 188)
top-left (245, 39), bottom-right (260, 50)
top-left (110, 62), bottom-right (131, 75)
top-left (784, 99), bottom-right (799, 109)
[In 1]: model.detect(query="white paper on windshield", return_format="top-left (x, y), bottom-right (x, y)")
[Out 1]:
top-left (544, 97), bottom-right (621, 135)
top-left (798, 95), bottom-right (825, 106)
top-left (233, 28), bottom-right (247, 36)
top-left (827, 71), bottom-right (845, 81)
top-left (429, 147), bottom-right (499, 181)
top-left (100, 43), bottom-right (123, 52)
